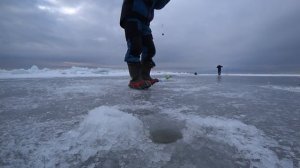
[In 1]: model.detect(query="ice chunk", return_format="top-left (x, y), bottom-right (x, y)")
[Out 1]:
top-left (35, 106), bottom-right (147, 167)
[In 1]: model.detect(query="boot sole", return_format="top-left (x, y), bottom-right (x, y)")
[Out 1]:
top-left (128, 81), bottom-right (151, 90)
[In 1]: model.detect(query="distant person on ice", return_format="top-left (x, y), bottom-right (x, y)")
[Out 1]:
top-left (120, 0), bottom-right (170, 89)
top-left (217, 65), bottom-right (223, 76)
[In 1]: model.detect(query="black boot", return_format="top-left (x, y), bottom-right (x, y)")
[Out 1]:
top-left (127, 62), bottom-right (151, 89)
top-left (141, 61), bottom-right (159, 85)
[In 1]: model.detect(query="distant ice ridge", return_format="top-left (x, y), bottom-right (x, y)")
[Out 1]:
top-left (0, 65), bottom-right (127, 79)
top-left (0, 65), bottom-right (187, 79)
top-left (1, 65), bottom-right (299, 79)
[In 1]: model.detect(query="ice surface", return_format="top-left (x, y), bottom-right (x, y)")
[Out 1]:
top-left (0, 68), bottom-right (299, 168)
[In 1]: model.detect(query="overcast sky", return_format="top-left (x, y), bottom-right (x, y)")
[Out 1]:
top-left (1, 0), bottom-right (300, 73)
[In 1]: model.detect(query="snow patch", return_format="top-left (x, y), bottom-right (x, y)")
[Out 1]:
top-left (212, 91), bottom-right (250, 99)
top-left (166, 86), bottom-right (210, 93)
top-left (262, 85), bottom-right (300, 93)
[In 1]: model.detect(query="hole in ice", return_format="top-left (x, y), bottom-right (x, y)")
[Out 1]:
top-left (145, 114), bottom-right (184, 144)
top-left (150, 128), bottom-right (183, 144)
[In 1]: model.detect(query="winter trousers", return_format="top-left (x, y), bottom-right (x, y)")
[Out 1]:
top-left (124, 19), bottom-right (156, 64)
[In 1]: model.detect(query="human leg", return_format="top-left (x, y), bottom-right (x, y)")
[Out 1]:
top-left (124, 21), bottom-right (151, 89)
top-left (141, 34), bottom-right (159, 85)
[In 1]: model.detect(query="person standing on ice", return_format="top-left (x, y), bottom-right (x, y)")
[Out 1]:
top-left (120, 0), bottom-right (170, 89)
top-left (217, 65), bottom-right (223, 76)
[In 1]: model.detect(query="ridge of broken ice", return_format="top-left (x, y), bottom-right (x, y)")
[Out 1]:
top-left (1, 65), bottom-right (299, 79)
top-left (0, 65), bottom-right (186, 79)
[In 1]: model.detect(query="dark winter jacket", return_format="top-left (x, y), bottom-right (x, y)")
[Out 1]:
top-left (120, 0), bottom-right (170, 28)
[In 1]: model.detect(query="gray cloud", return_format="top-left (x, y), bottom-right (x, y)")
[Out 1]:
top-left (153, 0), bottom-right (300, 72)
top-left (0, 0), bottom-right (300, 73)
